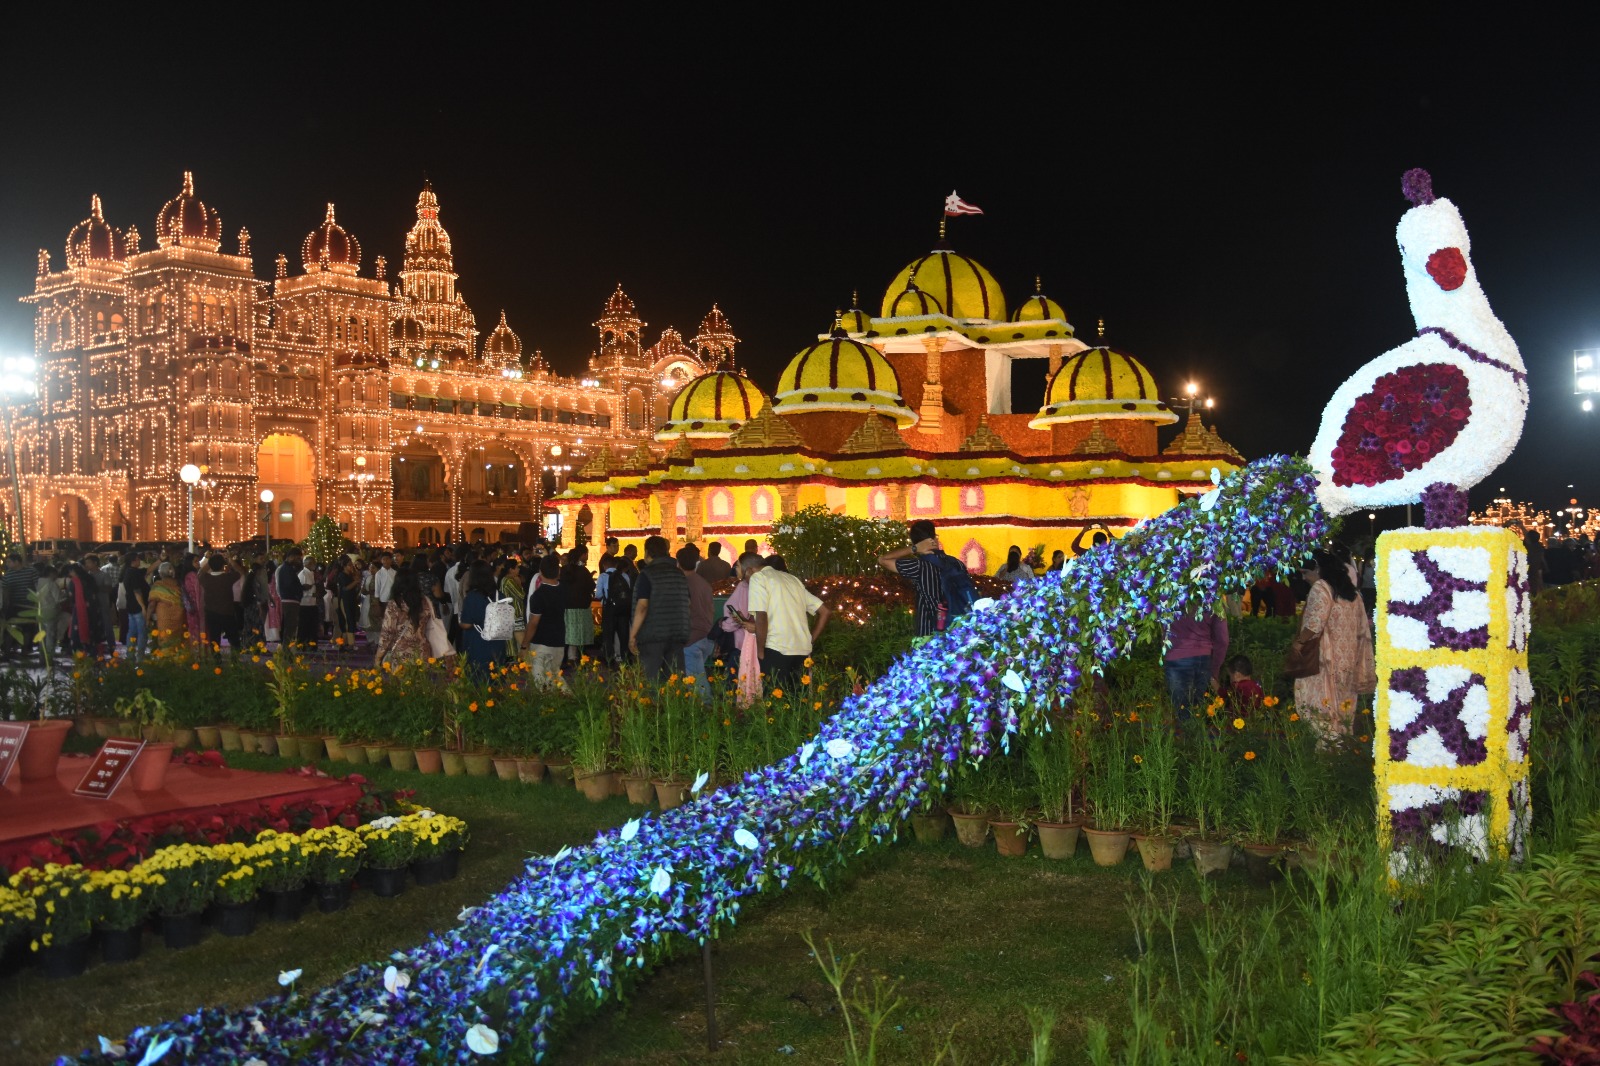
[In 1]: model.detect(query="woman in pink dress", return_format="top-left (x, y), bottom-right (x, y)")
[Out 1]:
top-left (720, 553), bottom-right (761, 707)
top-left (178, 554), bottom-right (206, 648)
top-left (1293, 550), bottom-right (1377, 743)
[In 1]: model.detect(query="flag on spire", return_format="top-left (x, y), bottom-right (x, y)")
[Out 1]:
top-left (944, 191), bottom-right (983, 216)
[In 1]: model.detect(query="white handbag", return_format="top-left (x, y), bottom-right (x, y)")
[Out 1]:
top-left (479, 595), bottom-right (515, 642)
top-left (423, 611), bottom-right (455, 658)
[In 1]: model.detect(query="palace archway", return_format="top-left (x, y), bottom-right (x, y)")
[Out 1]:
top-left (256, 432), bottom-right (316, 544)
top-left (41, 494), bottom-right (94, 541)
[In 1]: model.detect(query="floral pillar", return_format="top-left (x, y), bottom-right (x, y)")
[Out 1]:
top-left (1374, 524), bottom-right (1532, 875)
top-left (655, 488), bottom-right (680, 553)
top-left (886, 483), bottom-right (907, 522)
top-left (682, 487), bottom-right (704, 547)
top-left (776, 483), bottom-right (799, 520)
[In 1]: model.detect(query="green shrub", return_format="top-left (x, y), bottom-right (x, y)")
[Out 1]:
top-left (766, 505), bottom-right (908, 580)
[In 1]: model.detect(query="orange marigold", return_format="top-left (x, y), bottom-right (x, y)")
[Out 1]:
top-left (1244, 751), bottom-right (1257, 761)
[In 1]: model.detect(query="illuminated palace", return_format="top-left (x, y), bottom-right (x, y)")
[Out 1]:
top-left (557, 235), bottom-right (1243, 572)
top-left (13, 174), bottom-right (713, 547)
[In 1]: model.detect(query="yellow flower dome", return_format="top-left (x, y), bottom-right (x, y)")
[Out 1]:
top-left (884, 279), bottom-right (945, 319)
top-left (773, 332), bottom-right (917, 427)
top-left (834, 294), bottom-right (872, 335)
top-left (655, 371), bottom-right (769, 440)
top-left (1028, 346), bottom-right (1177, 428)
top-left (1011, 278), bottom-right (1068, 324)
top-left (881, 249), bottom-right (1006, 322)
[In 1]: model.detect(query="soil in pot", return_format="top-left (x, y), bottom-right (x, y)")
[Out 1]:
top-left (516, 757), bottom-right (546, 784)
top-left (1035, 821), bottom-right (1081, 860)
top-left (653, 779), bottom-right (688, 810)
top-left (910, 810), bottom-right (950, 844)
top-left (366, 866), bottom-right (407, 898)
top-left (217, 900), bottom-right (258, 937)
top-left (623, 775), bottom-right (654, 804)
top-left (414, 748), bottom-right (443, 774)
top-left (1133, 834), bottom-right (1176, 872)
top-left (162, 912), bottom-right (205, 949)
top-left (98, 926), bottom-right (143, 964)
top-left (990, 821), bottom-right (1030, 858)
top-left (441, 751), bottom-right (466, 776)
top-left (492, 757), bottom-right (520, 782)
top-left (35, 935), bottom-right (91, 979)
top-left (576, 771), bottom-right (612, 802)
top-left (1083, 827), bottom-right (1132, 867)
top-left (949, 811), bottom-right (989, 848)
top-left (195, 725), bottom-right (223, 749)
top-left (387, 747), bottom-right (417, 772)
top-left (18, 719), bottom-right (72, 781)
top-left (128, 742), bottom-right (175, 792)
top-left (1192, 840), bottom-right (1234, 878)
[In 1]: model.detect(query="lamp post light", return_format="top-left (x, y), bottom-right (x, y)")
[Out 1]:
top-left (179, 463), bottom-right (202, 553)
top-left (259, 489), bottom-right (274, 556)
top-left (0, 356), bottom-right (37, 545)
top-left (347, 455), bottom-right (376, 546)
top-left (1170, 379), bottom-right (1216, 418)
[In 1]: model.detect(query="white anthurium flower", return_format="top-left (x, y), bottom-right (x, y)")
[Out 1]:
top-left (251, 1019), bottom-right (267, 1037)
top-left (97, 1036), bottom-right (126, 1059)
top-left (358, 1010), bottom-right (387, 1027)
top-left (972, 597), bottom-right (996, 612)
top-left (691, 771), bottom-right (710, 795)
top-left (1189, 562), bottom-right (1213, 582)
top-left (620, 818), bottom-right (641, 842)
top-left (650, 867), bottom-right (673, 895)
top-left (1001, 669), bottom-right (1026, 694)
top-left (383, 965), bottom-right (410, 996)
top-left (466, 1023), bottom-right (500, 1055)
top-left (799, 743), bottom-right (815, 766)
top-left (552, 846), bottom-right (572, 865)
top-left (1199, 468), bottom-right (1223, 512)
top-left (825, 738), bottom-right (854, 760)
top-left (733, 828), bottom-right (759, 850)
top-left (475, 944), bottom-right (500, 974)
top-left (457, 906), bottom-right (478, 921)
top-left (135, 1035), bottom-right (177, 1066)
top-left (278, 968), bottom-right (303, 986)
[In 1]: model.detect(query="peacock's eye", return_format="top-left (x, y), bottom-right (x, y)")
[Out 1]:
top-left (1426, 247), bottom-right (1467, 291)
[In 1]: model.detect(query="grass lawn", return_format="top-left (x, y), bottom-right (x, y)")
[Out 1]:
top-left (4, 752), bottom-right (1256, 1066)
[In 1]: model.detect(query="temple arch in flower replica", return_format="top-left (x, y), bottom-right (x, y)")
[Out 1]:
top-left (555, 244), bottom-right (1243, 570)
top-left (13, 175), bottom-right (714, 548)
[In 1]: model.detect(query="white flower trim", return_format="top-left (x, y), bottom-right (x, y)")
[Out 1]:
top-left (1387, 549), bottom-right (1429, 603)
top-left (1438, 590), bottom-right (1490, 634)
top-left (1427, 546), bottom-right (1490, 583)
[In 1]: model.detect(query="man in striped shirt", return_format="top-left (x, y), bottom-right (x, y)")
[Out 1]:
top-left (878, 519), bottom-right (945, 638)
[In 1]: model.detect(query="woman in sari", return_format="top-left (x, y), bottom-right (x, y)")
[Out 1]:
top-left (177, 554), bottom-right (205, 647)
top-left (1293, 549), bottom-right (1378, 743)
top-left (374, 570), bottom-right (429, 667)
top-left (147, 562), bottom-right (188, 645)
top-left (499, 558), bottom-right (527, 659)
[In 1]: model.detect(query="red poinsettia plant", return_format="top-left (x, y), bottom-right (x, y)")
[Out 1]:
top-left (1530, 972), bottom-right (1600, 1065)
top-left (1330, 364), bottom-right (1473, 487)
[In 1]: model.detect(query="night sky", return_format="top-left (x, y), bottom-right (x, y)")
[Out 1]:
top-left (3, 17), bottom-right (1596, 524)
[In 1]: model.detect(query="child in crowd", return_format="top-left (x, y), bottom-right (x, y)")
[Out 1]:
top-left (1226, 654), bottom-right (1264, 710)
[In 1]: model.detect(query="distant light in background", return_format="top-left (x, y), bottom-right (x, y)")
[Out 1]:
top-left (1576, 350), bottom-right (1600, 411)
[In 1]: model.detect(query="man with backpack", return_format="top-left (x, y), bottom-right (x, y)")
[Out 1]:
top-left (878, 519), bottom-right (975, 637)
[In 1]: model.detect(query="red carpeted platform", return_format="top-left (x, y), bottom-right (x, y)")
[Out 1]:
top-left (0, 755), bottom-right (362, 865)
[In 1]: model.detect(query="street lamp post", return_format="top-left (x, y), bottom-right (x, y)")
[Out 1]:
top-left (0, 356), bottom-right (37, 546)
top-left (260, 489), bottom-right (274, 557)
top-left (179, 463), bottom-right (202, 554)
top-left (347, 455), bottom-right (375, 546)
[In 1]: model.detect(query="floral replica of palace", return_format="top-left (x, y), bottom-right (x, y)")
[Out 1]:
top-left (1312, 169), bottom-right (1532, 872)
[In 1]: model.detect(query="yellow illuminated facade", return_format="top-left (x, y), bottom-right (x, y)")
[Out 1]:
top-left (557, 245), bottom-right (1243, 571)
top-left (12, 175), bottom-right (715, 547)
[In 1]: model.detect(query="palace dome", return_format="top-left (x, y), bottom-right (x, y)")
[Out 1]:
top-left (884, 280), bottom-right (944, 318)
top-left (656, 371), bottom-right (769, 440)
top-left (390, 314), bottom-right (424, 349)
top-left (882, 249), bottom-right (1005, 322)
top-left (65, 195), bottom-right (126, 266)
top-left (155, 172), bottom-right (223, 252)
top-left (1029, 346), bottom-right (1177, 428)
top-left (483, 310), bottom-right (522, 371)
top-left (835, 297), bottom-right (872, 335)
top-left (1011, 279), bottom-right (1067, 323)
top-left (773, 331), bottom-right (917, 427)
top-left (302, 203), bottom-right (361, 275)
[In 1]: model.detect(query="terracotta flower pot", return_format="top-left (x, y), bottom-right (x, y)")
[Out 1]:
top-left (949, 811), bottom-right (989, 848)
top-left (990, 821), bottom-right (1030, 858)
top-left (341, 743), bottom-right (369, 766)
top-left (911, 810), bottom-right (950, 844)
top-left (545, 760), bottom-right (574, 785)
top-left (440, 751), bottom-right (466, 776)
top-left (623, 775), bottom-right (654, 804)
top-left (218, 727), bottom-right (242, 752)
top-left (195, 725), bottom-right (222, 749)
top-left (1083, 826), bottom-right (1132, 867)
top-left (387, 747), bottom-right (417, 772)
top-left (607, 770), bottom-right (628, 796)
top-left (576, 770), bottom-right (612, 802)
top-left (297, 736), bottom-right (325, 761)
top-left (1241, 843), bottom-right (1284, 885)
top-left (18, 719), bottom-right (72, 781)
top-left (92, 718), bottom-right (116, 739)
top-left (72, 716), bottom-right (96, 738)
top-left (170, 727), bottom-right (197, 750)
top-left (322, 736), bottom-right (345, 762)
top-left (277, 735), bottom-right (300, 760)
top-left (492, 757), bottom-right (520, 781)
top-left (128, 742), bottom-right (175, 791)
top-left (653, 779), bottom-right (689, 810)
top-left (463, 752), bottom-right (494, 777)
top-left (1191, 840), bottom-right (1234, 878)
top-left (413, 748), bottom-right (443, 774)
top-left (1133, 834), bottom-right (1176, 872)
top-left (516, 757), bottom-right (546, 784)
top-left (1035, 820), bottom-right (1081, 860)
top-left (364, 744), bottom-right (389, 765)
top-left (113, 718), bottom-right (138, 738)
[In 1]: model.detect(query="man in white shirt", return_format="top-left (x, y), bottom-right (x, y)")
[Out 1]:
top-left (371, 553), bottom-right (396, 633)
top-left (746, 556), bottom-right (829, 689)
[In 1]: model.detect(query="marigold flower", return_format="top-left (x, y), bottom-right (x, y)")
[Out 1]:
top-left (1288, 712), bottom-right (1300, 722)
top-left (485, 700), bottom-right (494, 708)
top-left (1133, 754), bottom-right (1143, 764)
top-left (1205, 707), bottom-right (1217, 718)
top-left (214, 667), bottom-right (223, 675)
top-left (1244, 751), bottom-right (1256, 761)
top-left (771, 688), bottom-right (783, 699)
top-left (800, 675), bottom-right (811, 685)
top-left (1263, 696), bottom-right (1280, 708)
